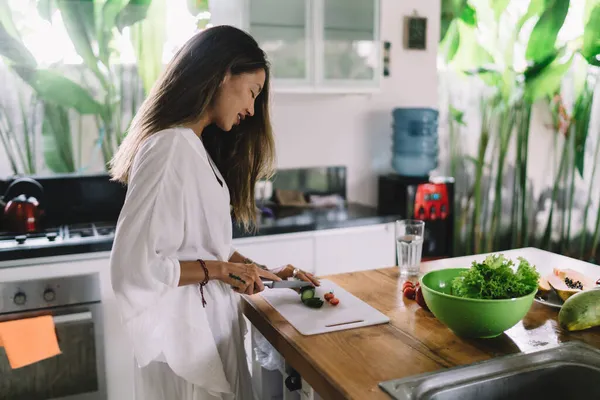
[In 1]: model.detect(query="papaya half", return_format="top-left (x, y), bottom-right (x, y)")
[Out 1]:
top-left (558, 288), bottom-right (600, 331)
top-left (544, 267), bottom-right (596, 302)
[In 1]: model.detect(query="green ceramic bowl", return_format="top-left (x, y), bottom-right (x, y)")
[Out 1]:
top-left (419, 268), bottom-right (537, 339)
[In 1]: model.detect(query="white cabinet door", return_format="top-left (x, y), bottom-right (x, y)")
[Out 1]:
top-left (313, 223), bottom-right (395, 276)
top-left (233, 233), bottom-right (316, 273)
top-left (317, 0), bottom-right (381, 90)
top-left (248, 0), bottom-right (312, 87)
top-left (211, 0), bottom-right (381, 93)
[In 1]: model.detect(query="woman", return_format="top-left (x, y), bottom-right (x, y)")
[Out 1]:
top-left (109, 25), bottom-right (319, 400)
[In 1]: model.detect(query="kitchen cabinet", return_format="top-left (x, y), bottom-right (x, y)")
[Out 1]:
top-left (209, 0), bottom-right (381, 93)
top-left (233, 231), bottom-right (317, 273)
top-left (313, 222), bottom-right (395, 276)
top-left (232, 222), bottom-right (396, 276)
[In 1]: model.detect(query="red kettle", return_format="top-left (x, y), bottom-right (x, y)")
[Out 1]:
top-left (1, 177), bottom-right (45, 234)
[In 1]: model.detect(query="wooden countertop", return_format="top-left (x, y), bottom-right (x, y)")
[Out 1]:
top-left (242, 248), bottom-right (600, 400)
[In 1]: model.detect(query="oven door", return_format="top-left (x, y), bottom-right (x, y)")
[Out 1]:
top-left (0, 303), bottom-right (106, 400)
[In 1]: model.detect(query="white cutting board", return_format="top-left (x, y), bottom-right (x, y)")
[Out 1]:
top-left (259, 279), bottom-right (390, 335)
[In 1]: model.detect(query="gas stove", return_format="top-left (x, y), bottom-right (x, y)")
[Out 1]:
top-left (0, 222), bottom-right (117, 262)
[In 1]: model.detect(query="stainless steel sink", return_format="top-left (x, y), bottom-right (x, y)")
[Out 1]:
top-left (379, 341), bottom-right (600, 400)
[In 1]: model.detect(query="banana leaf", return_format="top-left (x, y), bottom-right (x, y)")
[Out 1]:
top-left (441, 0), bottom-right (469, 41)
top-left (55, 0), bottom-right (108, 89)
top-left (525, 0), bottom-right (570, 63)
top-left (41, 103), bottom-right (75, 173)
top-left (459, 4), bottom-right (477, 26)
top-left (582, 3), bottom-right (600, 66)
top-left (115, 0), bottom-right (152, 32)
top-left (516, 0), bottom-right (545, 32)
top-left (439, 19), bottom-right (461, 62)
top-left (98, 0), bottom-right (129, 66)
top-left (524, 54), bottom-right (573, 103)
top-left (0, 2), bottom-right (22, 39)
top-left (573, 80), bottom-right (595, 176)
top-left (37, 0), bottom-right (57, 22)
top-left (449, 20), bottom-right (494, 72)
top-left (492, 0), bottom-right (510, 21)
top-left (585, 0), bottom-right (600, 22)
top-left (465, 66), bottom-right (503, 88)
top-left (12, 66), bottom-right (105, 115)
top-left (0, 17), bottom-right (37, 67)
top-left (130, 0), bottom-right (166, 95)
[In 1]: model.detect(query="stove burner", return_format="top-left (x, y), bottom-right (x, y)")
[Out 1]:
top-left (0, 222), bottom-right (115, 248)
top-left (97, 227), bottom-right (113, 236)
top-left (68, 225), bottom-right (95, 238)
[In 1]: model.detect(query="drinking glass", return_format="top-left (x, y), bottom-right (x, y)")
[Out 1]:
top-left (395, 219), bottom-right (425, 277)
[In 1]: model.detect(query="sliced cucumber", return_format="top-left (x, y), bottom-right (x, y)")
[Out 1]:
top-left (303, 298), bottom-right (324, 308)
top-left (300, 286), bottom-right (316, 301)
top-left (300, 287), bottom-right (323, 308)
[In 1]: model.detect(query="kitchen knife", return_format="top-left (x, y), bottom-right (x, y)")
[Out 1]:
top-left (262, 279), bottom-right (314, 289)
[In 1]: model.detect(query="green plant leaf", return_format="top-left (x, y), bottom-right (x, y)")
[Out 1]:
top-left (492, 0), bottom-right (510, 21)
top-left (56, 0), bottom-right (108, 89)
top-left (460, 4), bottom-right (477, 26)
top-left (449, 20), bottom-right (494, 72)
top-left (0, 0), bottom-right (21, 39)
top-left (115, 0), bottom-right (152, 32)
top-left (98, 0), bottom-right (128, 65)
top-left (517, 0), bottom-right (545, 32)
top-left (440, 19), bottom-right (461, 62)
top-left (524, 49), bottom-right (560, 81)
top-left (440, 0), bottom-right (468, 41)
top-left (573, 80), bottom-right (595, 176)
top-left (465, 66), bottom-right (503, 87)
top-left (12, 66), bottom-right (105, 115)
top-left (449, 105), bottom-right (466, 126)
top-left (130, 0), bottom-right (166, 95)
top-left (525, 0), bottom-right (570, 63)
top-left (0, 1), bottom-right (37, 66)
top-left (0, 23), bottom-right (37, 67)
top-left (582, 3), bottom-right (600, 66)
top-left (42, 103), bottom-right (75, 173)
top-left (584, 0), bottom-right (600, 23)
top-left (524, 53), bottom-right (573, 102)
top-left (37, 0), bottom-right (57, 22)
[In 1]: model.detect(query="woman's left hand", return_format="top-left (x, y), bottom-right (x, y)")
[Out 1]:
top-left (275, 265), bottom-right (320, 287)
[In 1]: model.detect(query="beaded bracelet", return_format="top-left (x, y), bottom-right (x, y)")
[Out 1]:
top-left (197, 259), bottom-right (209, 307)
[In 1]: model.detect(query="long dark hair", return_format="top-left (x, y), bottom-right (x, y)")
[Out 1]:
top-left (110, 25), bottom-right (275, 231)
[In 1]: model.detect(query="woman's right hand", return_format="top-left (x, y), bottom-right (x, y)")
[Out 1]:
top-left (217, 262), bottom-right (282, 295)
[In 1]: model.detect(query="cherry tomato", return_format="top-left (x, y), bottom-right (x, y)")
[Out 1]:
top-left (402, 281), bottom-right (414, 292)
top-left (404, 286), bottom-right (416, 300)
top-left (415, 286), bottom-right (429, 311)
top-left (324, 292), bottom-right (334, 301)
top-left (329, 298), bottom-right (339, 306)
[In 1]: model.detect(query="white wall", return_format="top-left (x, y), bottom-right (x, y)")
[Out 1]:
top-left (270, 0), bottom-right (440, 206)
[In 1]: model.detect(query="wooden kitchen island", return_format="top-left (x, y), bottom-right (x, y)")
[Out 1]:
top-left (242, 248), bottom-right (600, 400)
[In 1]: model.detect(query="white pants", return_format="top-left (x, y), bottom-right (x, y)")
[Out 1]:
top-left (134, 361), bottom-right (257, 400)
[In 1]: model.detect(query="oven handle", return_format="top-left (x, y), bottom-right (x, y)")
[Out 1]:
top-left (53, 311), bottom-right (93, 325)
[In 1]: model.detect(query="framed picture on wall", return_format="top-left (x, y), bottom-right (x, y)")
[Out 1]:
top-left (404, 14), bottom-right (427, 50)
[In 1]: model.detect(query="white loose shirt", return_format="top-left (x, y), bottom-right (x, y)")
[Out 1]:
top-left (110, 127), bottom-right (252, 398)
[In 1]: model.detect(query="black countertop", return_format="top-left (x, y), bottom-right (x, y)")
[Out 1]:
top-left (233, 203), bottom-right (399, 238)
top-left (0, 203), bottom-right (400, 262)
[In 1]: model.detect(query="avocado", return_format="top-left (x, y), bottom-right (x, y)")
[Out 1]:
top-left (558, 287), bottom-right (600, 331)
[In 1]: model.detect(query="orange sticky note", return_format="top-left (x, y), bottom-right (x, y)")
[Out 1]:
top-left (0, 315), bottom-right (61, 369)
